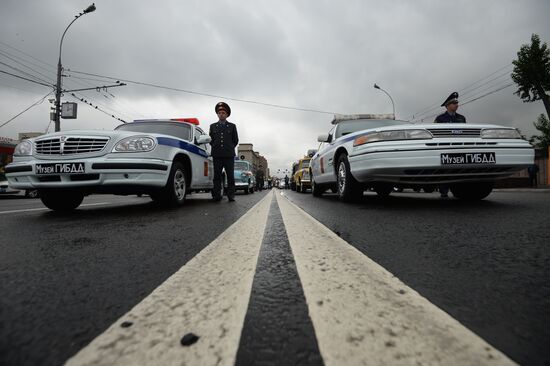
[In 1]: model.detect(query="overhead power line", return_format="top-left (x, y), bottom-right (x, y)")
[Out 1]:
top-left (69, 93), bottom-right (127, 123)
top-left (0, 69), bottom-right (53, 88)
top-left (412, 82), bottom-right (514, 123)
top-left (406, 63), bottom-right (513, 121)
top-left (68, 69), bottom-right (341, 115)
top-left (0, 91), bottom-right (53, 129)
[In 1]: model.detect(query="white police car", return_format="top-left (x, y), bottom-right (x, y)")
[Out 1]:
top-left (5, 118), bottom-right (216, 211)
top-left (310, 114), bottom-right (534, 201)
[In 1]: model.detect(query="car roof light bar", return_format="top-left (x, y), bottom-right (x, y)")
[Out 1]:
top-left (331, 113), bottom-right (395, 124)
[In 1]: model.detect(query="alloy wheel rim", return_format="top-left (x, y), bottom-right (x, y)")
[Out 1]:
top-left (174, 170), bottom-right (186, 200)
top-left (338, 162), bottom-right (346, 193)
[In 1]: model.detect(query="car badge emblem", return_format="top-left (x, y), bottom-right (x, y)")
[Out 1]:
top-left (451, 130), bottom-right (463, 134)
top-left (60, 136), bottom-right (67, 142)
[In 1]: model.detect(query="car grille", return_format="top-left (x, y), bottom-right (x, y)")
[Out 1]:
top-left (427, 128), bottom-right (481, 138)
top-left (35, 137), bottom-right (109, 155)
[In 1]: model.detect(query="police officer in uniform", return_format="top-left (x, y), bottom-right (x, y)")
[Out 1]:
top-left (209, 102), bottom-right (239, 201)
top-left (434, 92), bottom-right (466, 198)
top-left (434, 92), bottom-right (466, 123)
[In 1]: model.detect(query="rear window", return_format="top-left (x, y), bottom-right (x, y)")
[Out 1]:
top-left (116, 122), bottom-right (192, 141)
top-left (235, 161), bottom-right (249, 170)
top-left (336, 119), bottom-right (411, 138)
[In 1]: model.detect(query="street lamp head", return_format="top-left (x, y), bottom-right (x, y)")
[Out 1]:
top-left (374, 83), bottom-right (380, 90)
top-left (84, 3), bottom-right (96, 14)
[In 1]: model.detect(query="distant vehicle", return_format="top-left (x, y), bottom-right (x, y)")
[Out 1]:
top-left (233, 159), bottom-right (255, 194)
top-left (0, 172), bottom-right (20, 195)
top-left (310, 114), bottom-right (534, 201)
top-left (5, 118), bottom-right (217, 211)
top-left (293, 157), bottom-right (312, 193)
top-left (278, 180), bottom-right (285, 189)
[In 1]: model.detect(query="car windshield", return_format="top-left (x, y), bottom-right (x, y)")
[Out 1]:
top-left (235, 161), bottom-right (249, 170)
top-left (336, 119), bottom-right (411, 138)
top-left (301, 160), bottom-right (310, 168)
top-left (116, 122), bottom-right (192, 141)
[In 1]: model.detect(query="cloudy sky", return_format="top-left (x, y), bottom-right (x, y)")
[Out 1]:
top-left (1, 0), bottom-right (549, 174)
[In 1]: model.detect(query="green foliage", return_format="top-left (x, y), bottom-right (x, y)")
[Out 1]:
top-left (530, 114), bottom-right (550, 148)
top-left (511, 34), bottom-right (550, 106)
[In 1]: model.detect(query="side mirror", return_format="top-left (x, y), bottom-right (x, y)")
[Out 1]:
top-left (317, 133), bottom-right (331, 143)
top-left (196, 135), bottom-right (211, 144)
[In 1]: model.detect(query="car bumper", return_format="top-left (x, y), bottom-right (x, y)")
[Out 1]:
top-left (348, 146), bottom-right (534, 184)
top-left (5, 157), bottom-right (171, 189)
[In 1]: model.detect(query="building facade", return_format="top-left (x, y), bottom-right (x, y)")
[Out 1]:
top-left (237, 143), bottom-right (269, 180)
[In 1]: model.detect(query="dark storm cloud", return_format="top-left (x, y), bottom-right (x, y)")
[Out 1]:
top-left (1, 0), bottom-right (549, 173)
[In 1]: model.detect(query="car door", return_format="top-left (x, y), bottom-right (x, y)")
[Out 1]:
top-left (315, 125), bottom-right (338, 184)
top-left (192, 127), bottom-right (213, 187)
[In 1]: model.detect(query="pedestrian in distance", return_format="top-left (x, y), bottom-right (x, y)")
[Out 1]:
top-left (209, 102), bottom-right (239, 202)
top-left (528, 163), bottom-right (539, 188)
top-left (435, 92), bottom-right (467, 197)
top-left (434, 92), bottom-right (466, 123)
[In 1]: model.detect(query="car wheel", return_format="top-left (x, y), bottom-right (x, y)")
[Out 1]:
top-left (374, 184), bottom-right (393, 197)
top-left (337, 154), bottom-right (362, 202)
top-left (158, 161), bottom-right (187, 206)
top-left (291, 183), bottom-right (296, 191)
top-left (450, 182), bottom-right (494, 201)
top-left (25, 189), bottom-right (39, 198)
top-left (312, 179), bottom-right (324, 197)
top-left (39, 189), bottom-right (84, 211)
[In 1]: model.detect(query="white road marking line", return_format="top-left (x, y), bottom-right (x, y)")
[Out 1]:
top-left (0, 202), bottom-right (109, 215)
top-left (275, 193), bottom-right (516, 366)
top-left (65, 192), bottom-right (273, 366)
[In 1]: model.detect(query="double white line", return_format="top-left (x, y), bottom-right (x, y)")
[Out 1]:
top-left (66, 192), bottom-right (515, 366)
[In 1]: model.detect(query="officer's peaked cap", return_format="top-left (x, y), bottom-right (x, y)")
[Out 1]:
top-left (215, 102), bottom-right (231, 116)
top-left (441, 92), bottom-right (459, 107)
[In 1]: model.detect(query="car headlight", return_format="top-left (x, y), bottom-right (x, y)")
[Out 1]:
top-left (114, 136), bottom-right (156, 152)
top-left (353, 129), bottom-right (432, 147)
top-left (14, 140), bottom-right (32, 156)
top-left (481, 128), bottom-right (522, 139)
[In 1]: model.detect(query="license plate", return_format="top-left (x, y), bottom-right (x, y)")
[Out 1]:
top-left (440, 152), bottom-right (496, 165)
top-left (35, 162), bottom-right (86, 175)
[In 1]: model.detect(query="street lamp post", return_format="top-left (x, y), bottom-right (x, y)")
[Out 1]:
top-left (374, 83), bottom-right (396, 119)
top-left (54, 3), bottom-right (96, 132)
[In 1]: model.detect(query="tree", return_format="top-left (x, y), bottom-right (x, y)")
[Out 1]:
top-left (529, 114), bottom-right (550, 149)
top-left (512, 34), bottom-right (550, 119)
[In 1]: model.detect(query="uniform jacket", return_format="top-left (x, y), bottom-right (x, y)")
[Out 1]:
top-left (209, 121), bottom-right (239, 158)
top-left (434, 112), bottom-right (467, 123)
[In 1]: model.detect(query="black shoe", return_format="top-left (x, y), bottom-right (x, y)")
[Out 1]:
top-left (228, 197), bottom-right (235, 202)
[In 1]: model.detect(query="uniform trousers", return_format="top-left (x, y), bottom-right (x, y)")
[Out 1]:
top-left (213, 157), bottom-right (235, 199)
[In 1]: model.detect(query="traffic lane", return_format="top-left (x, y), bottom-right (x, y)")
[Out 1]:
top-left (0, 193), bottom-right (150, 213)
top-left (0, 190), bottom-right (269, 366)
top-left (283, 190), bottom-right (550, 366)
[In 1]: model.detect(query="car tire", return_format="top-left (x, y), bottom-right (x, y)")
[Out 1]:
top-left (336, 154), bottom-right (363, 202)
top-left (450, 182), bottom-right (494, 201)
top-left (290, 183), bottom-right (296, 191)
top-left (159, 161), bottom-right (187, 206)
top-left (312, 179), bottom-right (324, 197)
top-left (39, 189), bottom-right (84, 211)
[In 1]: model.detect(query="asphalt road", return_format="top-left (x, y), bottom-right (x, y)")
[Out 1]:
top-left (284, 189), bottom-right (550, 366)
top-left (0, 191), bottom-right (268, 366)
top-left (1, 189), bottom-right (549, 365)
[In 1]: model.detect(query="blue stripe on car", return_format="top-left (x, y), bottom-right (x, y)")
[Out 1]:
top-left (156, 137), bottom-right (209, 158)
